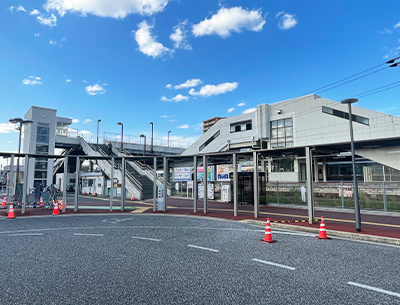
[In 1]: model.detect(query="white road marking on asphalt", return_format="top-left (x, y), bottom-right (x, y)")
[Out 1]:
top-left (252, 258), bottom-right (296, 270)
top-left (132, 236), bottom-right (162, 242)
top-left (348, 282), bottom-right (400, 298)
top-left (73, 233), bottom-right (104, 237)
top-left (188, 245), bottom-right (219, 253)
top-left (8, 233), bottom-right (43, 236)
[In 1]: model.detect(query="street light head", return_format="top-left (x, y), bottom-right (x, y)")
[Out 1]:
top-left (98, 119), bottom-right (101, 123)
top-left (150, 122), bottom-right (153, 125)
top-left (341, 98), bottom-right (358, 104)
top-left (23, 119), bottom-right (34, 124)
top-left (140, 134), bottom-right (146, 138)
top-left (386, 56), bottom-right (399, 64)
top-left (9, 117), bottom-right (23, 124)
top-left (117, 122), bottom-right (123, 126)
top-left (389, 62), bottom-right (399, 68)
top-left (168, 130), bottom-right (171, 133)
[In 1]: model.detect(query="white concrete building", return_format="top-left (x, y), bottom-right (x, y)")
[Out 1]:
top-left (182, 94), bottom-right (400, 182)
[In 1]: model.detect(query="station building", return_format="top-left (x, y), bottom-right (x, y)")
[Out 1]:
top-left (182, 94), bottom-right (400, 182)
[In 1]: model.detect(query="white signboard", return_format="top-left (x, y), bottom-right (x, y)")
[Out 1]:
top-left (174, 167), bottom-right (192, 181)
top-left (187, 181), bottom-right (193, 188)
top-left (157, 184), bottom-right (164, 211)
top-left (217, 164), bottom-right (233, 181)
top-left (207, 183), bottom-right (214, 200)
top-left (198, 183), bottom-right (204, 199)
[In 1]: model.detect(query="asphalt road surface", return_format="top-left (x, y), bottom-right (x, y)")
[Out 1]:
top-left (0, 214), bottom-right (399, 304)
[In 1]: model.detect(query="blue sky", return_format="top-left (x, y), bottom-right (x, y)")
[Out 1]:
top-left (1, 0), bottom-right (400, 167)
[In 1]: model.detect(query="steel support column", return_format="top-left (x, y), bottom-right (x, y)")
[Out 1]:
top-left (253, 151), bottom-right (259, 218)
top-left (22, 155), bottom-right (29, 214)
top-left (121, 157), bottom-right (126, 212)
top-left (153, 157), bottom-right (157, 212)
top-left (74, 157), bottom-right (80, 212)
top-left (306, 147), bottom-right (314, 223)
top-left (163, 157), bottom-right (168, 212)
top-left (110, 157), bottom-right (114, 212)
top-left (193, 156), bottom-right (197, 213)
top-left (203, 155), bottom-right (208, 213)
top-left (233, 153), bottom-right (238, 217)
top-left (62, 156), bottom-right (68, 213)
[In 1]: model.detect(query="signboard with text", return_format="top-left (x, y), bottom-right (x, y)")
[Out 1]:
top-left (173, 167), bottom-right (192, 181)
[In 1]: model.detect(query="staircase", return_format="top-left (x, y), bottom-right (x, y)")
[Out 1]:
top-left (79, 136), bottom-right (143, 199)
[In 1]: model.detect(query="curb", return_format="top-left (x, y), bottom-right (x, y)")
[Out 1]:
top-left (241, 219), bottom-right (400, 246)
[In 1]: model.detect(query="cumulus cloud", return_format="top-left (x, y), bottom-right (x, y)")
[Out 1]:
top-left (85, 84), bottom-right (106, 95)
top-left (177, 124), bottom-right (189, 129)
top-left (379, 28), bottom-right (392, 34)
top-left (395, 21), bottom-right (400, 28)
top-left (192, 7), bottom-right (265, 38)
top-left (133, 20), bottom-right (171, 58)
top-left (160, 114), bottom-right (174, 118)
top-left (30, 9), bottom-right (41, 15)
top-left (37, 13), bottom-right (57, 27)
top-left (277, 12), bottom-right (298, 30)
top-left (243, 107), bottom-right (256, 114)
top-left (170, 20), bottom-right (192, 50)
top-left (172, 79), bottom-right (202, 90)
top-left (79, 130), bottom-right (93, 137)
top-left (161, 94), bottom-right (189, 102)
top-left (84, 119), bottom-right (92, 124)
top-left (228, 108), bottom-right (235, 113)
top-left (189, 82), bottom-right (238, 97)
top-left (8, 6), bottom-right (15, 13)
top-left (165, 84), bottom-right (172, 89)
top-left (22, 76), bottom-right (42, 85)
top-left (44, 0), bottom-right (169, 18)
top-left (16, 5), bottom-right (26, 12)
top-left (0, 123), bottom-right (19, 134)
top-left (34, 33), bottom-right (40, 37)
top-left (65, 79), bottom-right (71, 82)
top-left (238, 102), bottom-right (246, 107)
top-left (49, 39), bottom-right (57, 45)
top-left (70, 118), bottom-right (79, 123)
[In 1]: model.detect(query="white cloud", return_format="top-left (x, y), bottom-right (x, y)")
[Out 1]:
top-left (243, 107), bottom-right (256, 114)
top-left (170, 20), bottom-right (192, 50)
top-left (168, 119), bottom-right (176, 122)
top-left (177, 124), bottom-right (189, 129)
top-left (30, 9), bottom-right (41, 15)
top-left (49, 39), bottom-right (57, 45)
top-left (238, 102), bottom-right (246, 107)
top-left (189, 82), bottom-right (238, 97)
top-left (395, 22), bottom-right (400, 28)
top-left (160, 114), bottom-right (174, 118)
top-left (277, 12), bottom-right (298, 30)
top-left (165, 84), bottom-right (172, 89)
top-left (173, 79), bottom-right (202, 90)
top-left (79, 130), bottom-right (93, 137)
top-left (37, 13), bottom-right (57, 27)
top-left (228, 108), bottom-right (235, 113)
top-left (61, 37), bottom-right (67, 42)
top-left (133, 20), bottom-right (171, 58)
top-left (34, 33), bottom-right (40, 37)
top-left (22, 76), bottom-right (42, 85)
top-left (379, 28), bottom-right (392, 34)
top-left (192, 7), bottom-right (265, 38)
top-left (8, 6), bottom-right (15, 13)
top-left (16, 5), bottom-right (26, 12)
top-left (0, 123), bottom-right (18, 134)
top-left (84, 119), bottom-right (92, 124)
top-left (161, 94), bottom-right (189, 102)
top-left (70, 118), bottom-right (79, 123)
top-left (65, 79), bottom-right (71, 82)
top-left (85, 84), bottom-right (106, 95)
top-left (44, 0), bottom-right (169, 18)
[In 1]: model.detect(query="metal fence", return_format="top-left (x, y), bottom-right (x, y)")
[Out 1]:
top-left (266, 181), bottom-right (400, 212)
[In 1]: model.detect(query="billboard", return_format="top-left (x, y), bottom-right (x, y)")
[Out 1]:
top-left (173, 167), bottom-right (192, 181)
top-left (197, 166), bottom-right (214, 181)
top-left (217, 164), bottom-right (233, 181)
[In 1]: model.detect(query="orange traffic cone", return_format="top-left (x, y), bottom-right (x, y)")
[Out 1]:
top-left (7, 204), bottom-right (16, 219)
top-left (316, 216), bottom-right (330, 239)
top-left (260, 218), bottom-right (277, 243)
top-left (93, 192), bottom-right (97, 197)
top-left (39, 196), bottom-right (44, 207)
top-left (131, 193), bottom-right (135, 201)
top-left (2, 195), bottom-right (7, 207)
top-left (52, 201), bottom-right (59, 215)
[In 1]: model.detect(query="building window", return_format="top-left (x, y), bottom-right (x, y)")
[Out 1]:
top-left (271, 158), bottom-right (294, 172)
top-left (270, 118), bottom-right (293, 148)
top-left (322, 106), bottom-right (369, 125)
top-left (199, 130), bottom-right (220, 151)
top-left (56, 122), bottom-right (69, 136)
top-left (230, 120), bottom-right (252, 133)
top-left (37, 124), bottom-right (50, 144)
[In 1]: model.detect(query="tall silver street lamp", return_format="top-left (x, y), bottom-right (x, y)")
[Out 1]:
top-left (96, 119), bottom-right (101, 151)
top-left (9, 117), bottom-right (34, 196)
top-left (168, 130), bottom-right (171, 147)
top-left (140, 134), bottom-right (146, 156)
top-left (117, 122), bottom-right (123, 153)
top-left (341, 98), bottom-right (361, 232)
top-left (150, 122), bottom-right (154, 153)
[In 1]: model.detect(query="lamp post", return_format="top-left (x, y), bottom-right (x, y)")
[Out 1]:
top-left (8, 117), bottom-right (34, 195)
top-left (341, 98), bottom-right (361, 232)
top-left (96, 119), bottom-right (101, 151)
top-left (117, 122), bottom-right (123, 153)
top-left (168, 130), bottom-right (171, 147)
top-left (140, 134), bottom-right (146, 156)
top-left (150, 122), bottom-right (154, 153)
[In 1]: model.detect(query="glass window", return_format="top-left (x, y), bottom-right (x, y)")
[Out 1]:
top-left (230, 120), bottom-right (252, 133)
top-left (88, 179), bottom-right (94, 187)
top-left (34, 171), bottom-right (47, 179)
top-left (285, 118), bottom-right (293, 126)
top-left (277, 119), bottom-right (284, 127)
top-left (270, 118), bottom-right (293, 148)
top-left (36, 144), bottom-right (49, 154)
